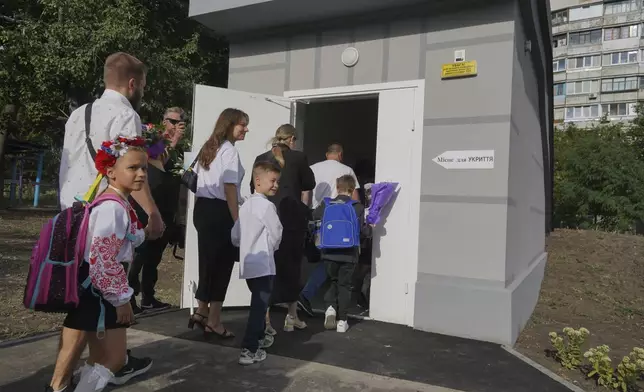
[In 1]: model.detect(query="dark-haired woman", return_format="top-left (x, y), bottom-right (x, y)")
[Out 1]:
top-left (251, 124), bottom-right (315, 334)
top-left (190, 108), bottom-right (249, 339)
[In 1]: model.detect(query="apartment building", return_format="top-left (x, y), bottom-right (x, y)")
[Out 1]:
top-left (552, 0), bottom-right (644, 126)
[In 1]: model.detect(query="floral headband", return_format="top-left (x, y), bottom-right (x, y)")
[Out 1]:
top-left (95, 136), bottom-right (147, 175)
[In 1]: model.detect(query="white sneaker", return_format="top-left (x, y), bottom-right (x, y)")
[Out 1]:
top-left (284, 315), bottom-right (307, 332)
top-left (336, 320), bottom-right (349, 333)
top-left (324, 306), bottom-right (337, 330)
top-left (259, 334), bottom-right (274, 349)
top-left (265, 324), bottom-right (277, 336)
top-left (239, 348), bottom-right (267, 365)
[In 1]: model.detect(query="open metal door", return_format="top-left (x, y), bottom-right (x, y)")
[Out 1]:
top-left (182, 85), bottom-right (294, 309)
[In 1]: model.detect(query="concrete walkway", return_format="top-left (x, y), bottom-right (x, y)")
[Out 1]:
top-left (0, 328), bottom-right (461, 391)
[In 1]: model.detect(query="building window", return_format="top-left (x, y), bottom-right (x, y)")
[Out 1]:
top-left (602, 50), bottom-right (639, 65)
top-left (604, 0), bottom-right (639, 14)
top-left (554, 83), bottom-right (566, 96)
top-left (602, 102), bottom-right (637, 116)
top-left (552, 10), bottom-right (569, 25)
top-left (639, 76), bottom-right (644, 89)
top-left (569, 29), bottom-right (602, 45)
top-left (601, 76), bottom-right (639, 92)
top-left (604, 24), bottom-right (639, 40)
top-left (553, 58), bottom-right (566, 72)
top-left (570, 4), bottom-right (603, 21)
top-left (568, 55), bottom-right (601, 69)
top-left (566, 80), bottom-right (600, 95)
top-left (553, 34), bottom-right (568, 48)
top-left (565, 105), bottom-right (600, 119)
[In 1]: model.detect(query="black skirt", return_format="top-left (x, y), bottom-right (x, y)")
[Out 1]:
top-left (63, 288), bottom-right (129, 332)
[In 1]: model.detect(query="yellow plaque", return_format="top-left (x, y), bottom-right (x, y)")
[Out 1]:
top-left (441, 60), bottom-right (478, 79)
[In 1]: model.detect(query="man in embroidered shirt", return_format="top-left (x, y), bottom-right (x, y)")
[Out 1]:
top-left (49, 52), bottom-right (158, 392)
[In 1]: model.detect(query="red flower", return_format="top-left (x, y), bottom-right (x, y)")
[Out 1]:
top-left (95, 149), bottom-right (116, 175)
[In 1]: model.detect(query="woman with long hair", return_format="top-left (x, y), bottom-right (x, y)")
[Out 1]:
top-left (189, 108), bottom-right (249, 339)
top-left (251, 124), bottom-right (315, 334)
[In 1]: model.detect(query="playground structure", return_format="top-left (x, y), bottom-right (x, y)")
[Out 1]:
top-left (2, 139), bottom-right (54, 208)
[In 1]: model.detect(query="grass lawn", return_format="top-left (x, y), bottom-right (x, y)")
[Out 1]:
top-left (0, 209), bottom-right (642, 391)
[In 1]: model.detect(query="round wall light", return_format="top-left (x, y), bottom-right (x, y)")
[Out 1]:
top-left (341, 47), bottom-right (359, 67)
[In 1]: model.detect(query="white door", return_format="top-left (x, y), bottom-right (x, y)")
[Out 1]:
top-left (182, 85), bottom-right (293, 309)
top-left (370, 88), bottom-right (421, 326)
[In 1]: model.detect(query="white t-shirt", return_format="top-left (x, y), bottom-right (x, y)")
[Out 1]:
top-left (195, 141), bottom-right (245, 202)
top-left (231, 193), bottom-right (282, 279)
top-left (310, 159), bottom-right (360, 209)
top-left (59, 90), bottom-right (142, 209)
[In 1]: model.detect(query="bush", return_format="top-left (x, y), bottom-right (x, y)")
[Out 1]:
top-left (554, 123), bottom-right (644, 232)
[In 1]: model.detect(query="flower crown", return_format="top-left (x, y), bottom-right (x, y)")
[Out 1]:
top-left (95, 136), bottom-right (147, 175)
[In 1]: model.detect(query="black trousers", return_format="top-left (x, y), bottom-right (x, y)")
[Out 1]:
top-left (271, 230), bottom-right (306, 304)
top-left (193, 197), bottom-right (238, 303)
top-left (242, 275), bottom-right (273, 353)
top-left (128, 231), bottom-right (170, 300)
top-left (324, 260), bottom-right (356, 321)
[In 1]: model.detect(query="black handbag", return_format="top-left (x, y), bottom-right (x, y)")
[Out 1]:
top-left (181, 154), bottom-right (199, 193)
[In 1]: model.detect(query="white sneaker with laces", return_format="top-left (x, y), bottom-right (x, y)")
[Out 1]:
top-left (336, 320), bottom-right (349, 333)
top-left (324, 306), bottom-right (337, 330)
top-left (239, 348), bottom-right (267, 365)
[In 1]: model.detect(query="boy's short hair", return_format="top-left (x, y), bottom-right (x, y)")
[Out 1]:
top-left (336, 175), bottom-right (356, 193)
top-left (253, 161), bottom-right (281, 177)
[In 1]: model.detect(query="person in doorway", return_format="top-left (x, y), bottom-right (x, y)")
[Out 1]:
top-left (188, 108), bottom-right (249, 340)
top-left (352, 159), bottom-right (376, 311)
top-left (251, 124), bottom-right (315, 334)
top-left (51, 52), bottom-right (157, 392)
top-left (313, 175), bottom-right (371, 333)
top-left (232, 162), bottom-right (283, 365)
top-left (297, 143), bottom-right (360, 316)
top-left (128, 107), bottom-right (187, 314)
top-left (56, 137), bottom-right (152, 392)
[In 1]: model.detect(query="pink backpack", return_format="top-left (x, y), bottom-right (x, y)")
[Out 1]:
top-left (23, 194), bottom-right (128, 313)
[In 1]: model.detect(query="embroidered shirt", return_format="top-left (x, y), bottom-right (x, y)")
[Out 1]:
top-left (231, 193), bottom-right (282, 280)
top-left (84, 198), bottom-right (145, 307)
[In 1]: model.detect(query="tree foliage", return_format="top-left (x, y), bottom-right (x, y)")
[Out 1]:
top-left (554, 116), bottom-right (644, 232)
top-left (0, 0), bottom-right (228, 147)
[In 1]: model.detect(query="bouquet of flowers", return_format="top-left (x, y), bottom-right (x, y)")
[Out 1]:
top-left (142, 123), bottom-right (170, 160)
top-left (366, 182), bottom-right (399, 226)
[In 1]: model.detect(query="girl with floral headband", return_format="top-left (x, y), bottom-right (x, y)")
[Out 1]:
top-left (59, 136), bottom-right (153, 392)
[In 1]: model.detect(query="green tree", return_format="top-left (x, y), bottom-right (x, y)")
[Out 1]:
top-left (0, 0), bottom-right (228, 188)
top-left (554, 122), bottom-right (644, 232)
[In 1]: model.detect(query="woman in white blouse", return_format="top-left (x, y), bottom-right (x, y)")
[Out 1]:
top-left (189, 108), bottom-right (249, 339)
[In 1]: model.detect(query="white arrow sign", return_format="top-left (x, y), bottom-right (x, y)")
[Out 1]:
top-left (432, 150), bottom-right (495, 169)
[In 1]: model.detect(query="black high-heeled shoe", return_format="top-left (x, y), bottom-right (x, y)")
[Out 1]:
top-left (188, 313), bottom-right (207, 330)
top-left (203, 324), bottom-right (235, 340)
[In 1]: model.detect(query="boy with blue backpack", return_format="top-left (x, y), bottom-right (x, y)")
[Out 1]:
top-left (312, 174), bottom-right (371, 333)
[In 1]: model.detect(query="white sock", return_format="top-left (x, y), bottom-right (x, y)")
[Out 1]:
top-left (73, 363), bottom-right (113, 392)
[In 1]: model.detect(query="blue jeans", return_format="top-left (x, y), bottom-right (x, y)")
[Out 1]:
top-left (301, 263), bottom-right (327, 300)
top-left (242, 275), bottom-right (273, 353)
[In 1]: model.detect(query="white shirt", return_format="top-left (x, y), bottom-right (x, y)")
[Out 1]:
top-left (59, 90), bottom-right (142, 209)
top-left (195, 141), bottom-right (245, 202)
top-left (231, 193), bottom-right (282, 280)
top-left (310, 159), bottom-right (361, 209)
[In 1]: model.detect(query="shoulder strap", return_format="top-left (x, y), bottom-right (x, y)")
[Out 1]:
top-left (188, 152), bottom-right (199, 170)
top-left (85, 102), bottom-right (96, 160)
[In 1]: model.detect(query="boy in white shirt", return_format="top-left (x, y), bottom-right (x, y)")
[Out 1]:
top-left (232, 161), bottom-right (283, 365)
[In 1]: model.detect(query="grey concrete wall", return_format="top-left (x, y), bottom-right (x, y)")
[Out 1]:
top-left (225, 0), bottom-right (548, 345)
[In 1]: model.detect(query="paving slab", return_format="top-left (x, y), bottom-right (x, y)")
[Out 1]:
top-left (0, 328), bottom-right (460, 392)
top-left (0, 309), bottom-right (574, 392)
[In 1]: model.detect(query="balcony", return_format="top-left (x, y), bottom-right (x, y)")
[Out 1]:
top-left (553, 24), bottom-right (569, 35)
top-left (553, 72), bottom-right (567, 82)
top-left (569, 17), bottom-right (603, 32)
top-left (601, 63), bottom-right (640, 76)
top-left (566, 94), bottom-right (598, 105)
top-left (568, 43), bottom-right (603, 56)
top-left (553, 46), bottom-right (568, 58)
top-left (600, 91), bottom-right (639, 102)
top-left (565, 69), bottom-right (602, 80)
top-left (603, 11), bottom-right (643, 26)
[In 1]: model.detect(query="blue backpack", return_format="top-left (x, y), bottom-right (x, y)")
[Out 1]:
top-left (317, 198), bottom-right (360, 249)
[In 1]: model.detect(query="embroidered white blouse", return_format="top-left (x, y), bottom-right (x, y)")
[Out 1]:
top-left (231, 193), bottom-right (283, 280)
top-left (83, 199), bottom-right (145, 307)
